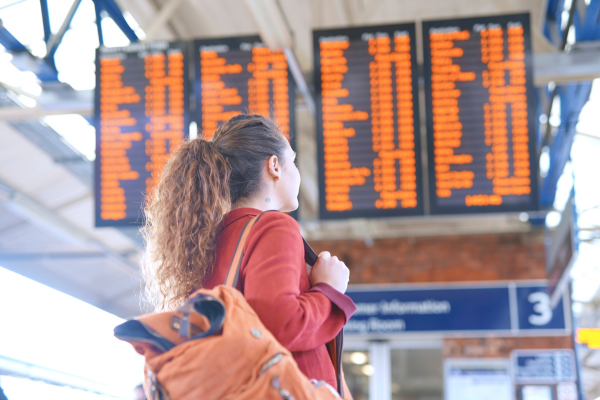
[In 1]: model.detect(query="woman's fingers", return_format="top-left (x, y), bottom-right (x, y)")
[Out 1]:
top-left (310, 251), bottom-right (350, 293)
top-left (306, 262), bottom-right (313, 278)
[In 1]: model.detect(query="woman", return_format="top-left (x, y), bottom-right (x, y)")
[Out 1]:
top-left (142, 114), bottom-right (356, 389)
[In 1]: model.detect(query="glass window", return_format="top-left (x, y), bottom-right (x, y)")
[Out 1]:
top-left (391, 349), bottom-right (443, 400)
top-left (520, 385), bottom-right (555, 400)
top-left (342, 350), bottom-right (371, 400)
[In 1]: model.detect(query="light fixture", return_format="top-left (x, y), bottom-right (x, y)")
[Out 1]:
top-left (350, 352), bottom-right (368, 365)
top-left (519, 212), bottom-right (529, 222)
top-left (360, 364), bottom-right (374, 376)
top-left (545, 211), bottom-right (562, 228)
top-left (189, 121), bottom-right (198, 140)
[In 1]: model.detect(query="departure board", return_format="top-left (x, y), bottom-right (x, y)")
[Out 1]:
top-left (422, 14), bottom-right (538, 215)
top-left (94, 41), bottom-right (189, 227)
top-left (313, 24), bottom-right (424, 220)
top-left (194, 36), bottom-right (295, 142)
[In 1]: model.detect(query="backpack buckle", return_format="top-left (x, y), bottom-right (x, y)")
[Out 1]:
top-left (146, 367), bottom-right (170, 400)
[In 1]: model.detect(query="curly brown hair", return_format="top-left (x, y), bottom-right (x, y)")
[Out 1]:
top-left (141, 115), bottom-right (288, 310)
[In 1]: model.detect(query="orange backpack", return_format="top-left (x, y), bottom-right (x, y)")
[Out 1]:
top-left (114, 215), bottom-right (352, 400)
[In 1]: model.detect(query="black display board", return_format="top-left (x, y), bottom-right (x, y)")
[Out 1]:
top-left (94, 41), bottom-right (190, 227)
top-left (422, 13), bottom-right (538, 215)
top-left (193, 35), bottom-right (295, 143)
top-left (313, 24), bottom-right (424, 220)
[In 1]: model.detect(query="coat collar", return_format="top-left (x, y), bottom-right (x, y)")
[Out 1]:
top-left (219, 207), bottom-right (262, 233)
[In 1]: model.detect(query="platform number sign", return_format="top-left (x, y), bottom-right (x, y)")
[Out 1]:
top-left (516, 286), bottom-right (566, 331)
top-left (527, 291), bottom-right (553, 326)
top-left (345, 282), bottom-right (567, 335)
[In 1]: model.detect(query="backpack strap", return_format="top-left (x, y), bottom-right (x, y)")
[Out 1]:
top-left (304, 239), bottom-right (346, 398)
top-left (223, 212), bottom-right (346, 398)
top-left (223, 214), bottom-right (260, 288)
top-left (224, 213), bottom-right (314, 288)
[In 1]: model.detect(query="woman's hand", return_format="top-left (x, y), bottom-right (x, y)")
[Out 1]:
top-left (309, 251), bottom-right (350, 293)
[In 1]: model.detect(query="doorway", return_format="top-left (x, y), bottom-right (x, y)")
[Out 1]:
top-left (343, 340), bottom-right (444, 400)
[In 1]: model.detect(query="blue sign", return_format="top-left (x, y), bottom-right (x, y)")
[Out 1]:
top-left (512, 350), bottom-right (575, 383)
top-left (345, 282), bottom-right (567, 335)
top-left (516, 286), bottom-right (566, 330)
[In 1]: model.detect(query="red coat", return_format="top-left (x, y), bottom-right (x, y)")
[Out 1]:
top-left (203, 208), bottom-right (356, 387)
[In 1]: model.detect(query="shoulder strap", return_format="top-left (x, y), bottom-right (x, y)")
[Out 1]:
top-left (223, 215), bottom-right (260, 287)
top-left (222, 212), bottom-right (346, 398)
top-left (304, 238), bottom-right (346, 398)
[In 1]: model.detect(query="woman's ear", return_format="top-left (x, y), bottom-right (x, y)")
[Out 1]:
top-left (267, 155), bottom-right (281, 180)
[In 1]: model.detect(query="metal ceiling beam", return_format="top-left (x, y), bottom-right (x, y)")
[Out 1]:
top-left (0, 19), bottom-right (27, 52)
top-left (301, 213), bottom-right (535, 241)
top-left (0, 81), bottom-right (37, 99)
top-left (142, 0), bottom-right (185, 42)
top-left (0, 252), bottom-right (106, 260)
top-left (94, 0), bottom-right (104, 46)
top-left (284, 49), bottom-right (315, 116)
top-left (94, 0), bottom-right (140, 43)
top-left (533, 43), bottom-right (600, 85)
top-left (2, 48), bottom-right (597, 122)
top-left (244, 0), bottom-right (316, 116)
top-left (538, 0), bottom-right (600, 208)
top-left (2, 0), bottom-right (140, 81)
top-left (0, 106), bottom-right (92, 121)
top-left (243, 0), bottom-right (293, 49)
top-left (39, 0), bottom-right (51, 43)
top-left (45, 0), bottom-right (82, 68)
top-left (0, 180), bottom-right (139, 276)
top-left (577, 131), bottom-right (600, 141)
top-left (7, 119), bottom-right (93, 186)
top-left (0, 355), bottom-right (121, 396)
top-left (341, 0), bottom-right (355, 25)
top-left (539, 0), bottom-right (578, 156)
top-left (358, 0), bottom-right (385, 24)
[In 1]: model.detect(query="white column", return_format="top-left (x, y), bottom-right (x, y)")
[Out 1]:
top-left (369, 341), bottom-right (391, 400)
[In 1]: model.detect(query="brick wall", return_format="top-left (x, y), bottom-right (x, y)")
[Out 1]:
top-left (308, 230), bottom-right (546, 284)
top-left (443, 336), bottom-right (573, 358)
top-left (310, 230), bottom-right (570, 356)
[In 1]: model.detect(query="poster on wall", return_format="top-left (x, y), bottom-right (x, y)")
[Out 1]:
top-left (511, 350), bottom-right (576, 384)
top-left (520, 386), bottom-right (553, 400)
top-left (445, 359), bottom-right (514, 400)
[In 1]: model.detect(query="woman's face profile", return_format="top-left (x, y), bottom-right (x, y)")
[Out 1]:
top-left (277, 140), bottom-right (301, 212)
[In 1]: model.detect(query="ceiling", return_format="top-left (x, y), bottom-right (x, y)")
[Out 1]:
top-left (118, 0), bottom-right (555, 74)
top-left (0, 89), bottom-right (143, 318)
top-left (0, 0), bottom-right (552, 318)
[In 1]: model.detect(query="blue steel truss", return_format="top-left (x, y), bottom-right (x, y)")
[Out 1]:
top-left (0, 0), bottom-right (139, 81)
top-left (39, 0), bottom-right (51, 43)
top-left (0, 22), bottom-right (27, 52)
top-left (92, 0), bottom-right (140, 43)
top-left (539, 0), bottom-right (600, 208)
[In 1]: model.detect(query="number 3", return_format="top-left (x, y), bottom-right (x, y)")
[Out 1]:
top-left (528, 292), bottom-right (553, 326)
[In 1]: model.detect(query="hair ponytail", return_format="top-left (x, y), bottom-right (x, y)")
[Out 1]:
top-left (141, 139), bottom-right (232, 310)
top-left (141, 114), bottom-right (288, 310)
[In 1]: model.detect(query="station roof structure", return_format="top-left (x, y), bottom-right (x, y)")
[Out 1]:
top-left (0, 0), bottom-right (597, 320)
